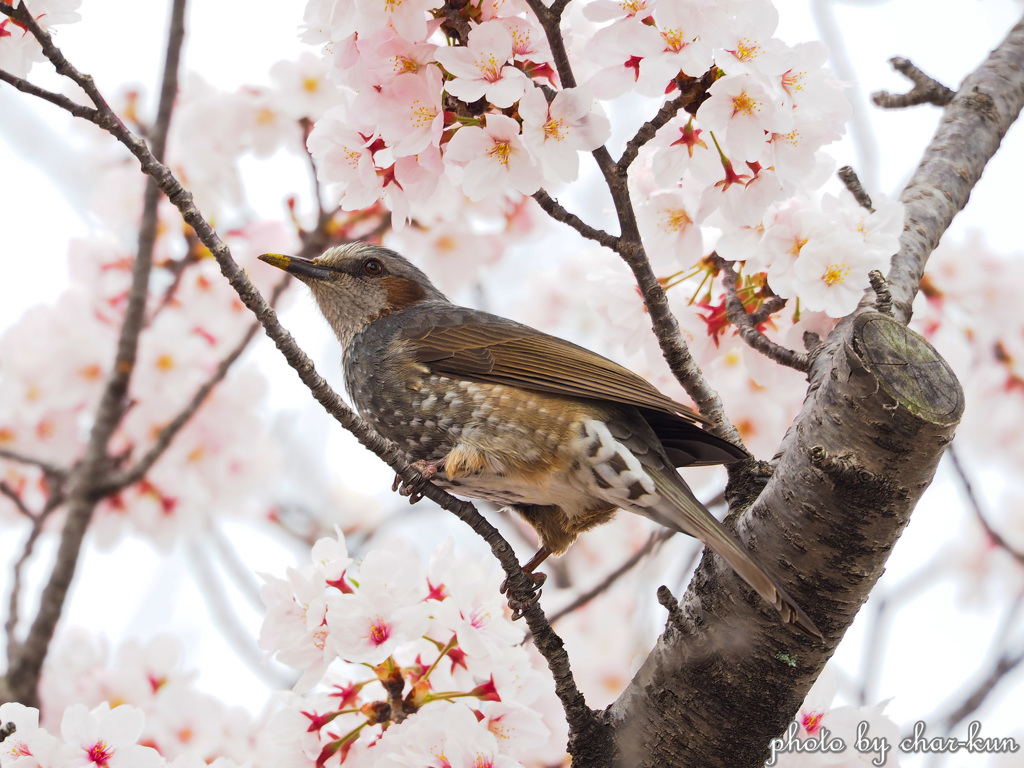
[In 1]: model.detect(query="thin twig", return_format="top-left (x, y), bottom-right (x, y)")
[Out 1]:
top-left (717, 258), bottom-right (810, 372)
top-left (4, 498), bottom-right (62, 659)
top-left (747, 295), bottom-right (787, 327)
top-left (0, 447), bottom-right (68, 480)
top-left (872, 57), bottom-right (956, 109)
top-left (0, 67), bottom-right (99, 120)
top-left (617, 89), bottom-right (692, 173)
top-left (949, 445), bottom-right (1024, 566)
top-left (523, 0), bottom-right (576, 89)
top-left (837, 166), bottom-right (874, 212)
top-left (617, 71), bottom-right (715, 174)
top-left (0, 483), bottom-right (33, 519)
top-left (184, 540), bottom-right (297, 689)
top-left (531, 189), bottom-right (619, 251)
top-left (548, 529), bottom-right (675, 626)
top-left (939, 646), bottom-right (1024, 733)
top-left (207, 524), bottom-right (265, 612)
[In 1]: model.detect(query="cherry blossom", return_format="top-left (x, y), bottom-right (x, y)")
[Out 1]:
top-left (374, 67), bottom-right (445, 157)
top-left (635, 190), bottom-right (704, 272)
top-left (306, 106), bottom-right (383, 210)
top-left (519, 86), bottom-right (610, 184)
top-left (269, 51), bottom-right (342, 121)
top-left (0, 0), bottom-right (80, 76)
top-left (434, 21), bottom-right (527, 109)
top-left (444, 115), bottom-right (542, 201)
top-left (60, 703), bottom-right (163, 768)
top-left (696, 73), bottom-right (793, 163)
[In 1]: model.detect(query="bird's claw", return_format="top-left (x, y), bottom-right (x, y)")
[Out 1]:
top-left (392, 473), bottom-right (426, 503)
top-left (392, 458), bottom-right (446, 504)
top-left (500, 570), bottom-right (547, 620)
top-left (508, 588), bottom-right (542, 621)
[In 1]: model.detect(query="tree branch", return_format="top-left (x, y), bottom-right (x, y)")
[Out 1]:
top-left (886, 18), bottom-right (1024, 324)
top-left (949, 445), bottom-right (1024, 566)
top-left (717, 258), bottom-right (810, 373)
top-left (606, 313), bottom-right (964, 767)
top-left (530, 190), bottom-right (619, 251)
top-left (0, 447), bottom-right (67, 480)
top-left (0, 67), bottom-right (98, 120)
top-left (547, 529), bottom-right (677, 626)
top-left (4, 498), bottom-right (62, 662)
top-left (938, 646), bottom-right (1024, 733)
top-left (872, 56), bottom-right (956, 110)
top-left (616, 71), bottom-right (715, 174)
top-left (0, 483), bottom-right (34, 519)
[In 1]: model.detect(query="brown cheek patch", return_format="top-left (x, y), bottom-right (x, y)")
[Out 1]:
top-left (380, 274), bottom-right (428, 311)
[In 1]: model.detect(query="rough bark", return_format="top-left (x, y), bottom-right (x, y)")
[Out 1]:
top-left (587, 13), bottom-right (1024, 764)
top-left (599, 314), bottom-right (963, 767)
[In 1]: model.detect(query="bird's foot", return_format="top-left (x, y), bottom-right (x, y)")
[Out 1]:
top-left (391, 458), bottom-right (446, 504)
top-left (500, 570), bottom-right (547, 621)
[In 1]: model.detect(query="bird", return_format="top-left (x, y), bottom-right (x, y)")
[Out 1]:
top-left (259, 243), bottom-right (820, 638)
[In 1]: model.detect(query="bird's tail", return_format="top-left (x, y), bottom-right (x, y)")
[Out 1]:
top-left (646, 470), bottom-right (822, 639)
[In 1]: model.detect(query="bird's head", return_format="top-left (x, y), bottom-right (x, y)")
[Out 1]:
top-left (259, 243), bottom-right (448, 349)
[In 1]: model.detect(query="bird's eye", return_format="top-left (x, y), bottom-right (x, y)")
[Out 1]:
top-left (363, 258), bottom-right (384, 276)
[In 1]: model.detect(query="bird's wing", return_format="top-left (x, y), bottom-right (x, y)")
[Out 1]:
top-left (400, 307), bottom-right (746, 464)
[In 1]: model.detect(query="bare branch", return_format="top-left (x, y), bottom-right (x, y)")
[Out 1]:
top-left (531, 190), bottom-right (619, 251)
top-left (717, 258), bottom-right (810, 372)
top-left (886, 19), bottom-right (1024, 324)
top-left (949, 445), bottom-right (1024, 567)
top-left (0, 67), bottom-right (98, 119)
top-left (0, 447), bottom-right (67, 480)
top-left (837, 165), bottom-right (874, 211)
top-left (872, 56), bottom-right (956, 109)
top-left (547, 529), bottom-right (677, 626)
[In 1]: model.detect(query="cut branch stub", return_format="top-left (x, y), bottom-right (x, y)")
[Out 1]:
top-left (603, 312), bottom-right (963, 768)
top-left (850, 313), bottom-right (962, 421)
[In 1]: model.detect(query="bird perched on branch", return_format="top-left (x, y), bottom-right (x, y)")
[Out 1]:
top-left (259, 243), bottom-right (819, 638)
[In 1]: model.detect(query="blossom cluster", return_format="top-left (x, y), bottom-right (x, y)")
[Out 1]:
top-left (0, 213), bottom-right (290, 548)
top-left (2, 633), bottom-right (254, 768)
top-left (257, 531), bottom-right (558, 767)
top-left (298, 0), bottom-right (903, 321)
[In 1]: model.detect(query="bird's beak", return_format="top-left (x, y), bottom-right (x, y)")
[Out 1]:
top-left (258, 253), bottom-right (334, 280)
